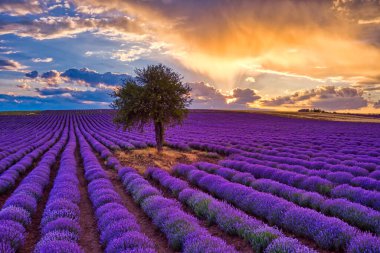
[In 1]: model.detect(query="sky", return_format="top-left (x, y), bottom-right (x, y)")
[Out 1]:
top-left (0, 0), bottom-right (380, 112)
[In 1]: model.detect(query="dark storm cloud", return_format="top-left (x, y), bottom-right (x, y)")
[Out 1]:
top-left (41, 70), bottom-right (60, 79)
top-left (261, 96), bottom-right (295, 107)
top-left (0, 58), bottom-right (25, 71)
top-left (374, 100), bottom-right (380, 109)
top-left (188, 82), bottom-right (259, 109)
top-left (35, 86), bottom-right (113, 102)
top-left (25, 70), bottom-right (38, 78)
top-left (61, 68), bottom-right (131, 87)
top-left (230, 88), bottom-right (261, 105)
top-left (35, 87), bottom-right (74, 96)
top-left (188, 82), bottom-right (227, 109)
top-left (261, 86), bottom-right (368, 110)
top-left (25, 68), bottom-right (132, 87)
top-left (0, 93), bottom-right (108, 110)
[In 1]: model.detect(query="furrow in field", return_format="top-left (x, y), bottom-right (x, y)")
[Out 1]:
top-left (99, 160), bottom-right (175, 253)
top-left (163, 167), bottom-right (326, 253)
top-left (21, 156), bottom-right (61, 252)
top-left (74, 118), bottom-right (157, 252)
top-left (173, 163), bottom-right (380, 252)
top-left (0, 117), bottom-right (69, 252)
top-left (75, 140), bottom-right (103, 253)
top-left (194, 161), bottom-right (380, 235)
top-left (145, 171), bottom-right (253, 253)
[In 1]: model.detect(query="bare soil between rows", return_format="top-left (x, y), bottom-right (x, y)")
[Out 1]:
top-left (116, 147), bottom-right (253, 252)
top-left (116, 146), bottom-right (332, 253)
top-left (0, 135), bottom-right (62, 209)
top-left (75, 143), bottom-right (103, 253)
top-left (146, 175), bottom-right (253, 253)
top-left (173, 172), bottom-right (332, 253)
top-left (96, 153), bottom-right (176, 253)
top-left (115, 147), bottom-right (222, 174)
top-left (21, 151), bottom-right (63, 252)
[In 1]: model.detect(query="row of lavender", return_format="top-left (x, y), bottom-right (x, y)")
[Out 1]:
top-left (79, 112), bottom-right (380, 212)
top-left (95, 113), bottom-right (380, 191)
top-left (3, 110), bottom-right (379, 216)
top-left (3, 110), bottom-right (380, 169)
top-left (146, 167), bottom-right (315, 252)
top-left (76, 113), bottom-right (244, 252)
top-left (76, 115), bottom-right (317, 253)
top-left (0, 117), bottom-right (69, 252)
top-left (193, 162), bottom-right (380, 235)
top-left (172, 164), bottom-right (380, 251)
top-left (1, 110), bottom-right (380, 252)
top-left (76, 111), bottom-right (380, 251)
top-left (0, 114), bottom-right (157, 252)
top-left (75, 111), bottom-right (380, 252)
top-left (0, 113), bottom-right (60, 155)
top-left (81, 111), bottom-right (380, 176)
top-left (90, 111), bottom-right (380, 162)
top-left (0, 114), bottom-right (62, 169)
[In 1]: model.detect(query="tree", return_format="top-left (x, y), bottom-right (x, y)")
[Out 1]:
top-left (111, 64), bottom-right (192, 153)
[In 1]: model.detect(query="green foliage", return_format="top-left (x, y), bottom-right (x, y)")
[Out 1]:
top-left (112, 64), bottom-right (192, 151)
top-left (243, 229), bottom-right (279, 253)
top-left (112, 64), bottom-right (192, 129)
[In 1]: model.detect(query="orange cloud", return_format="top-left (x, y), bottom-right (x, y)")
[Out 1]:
top-left (73, 0), bottom-right (380, 90)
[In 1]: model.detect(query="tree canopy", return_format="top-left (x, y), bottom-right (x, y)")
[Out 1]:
top-left (112, 64), bottom-right (192, 152)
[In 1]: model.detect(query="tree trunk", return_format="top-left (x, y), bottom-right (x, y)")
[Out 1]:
top-left (154, 121), bottom-right (164, 153)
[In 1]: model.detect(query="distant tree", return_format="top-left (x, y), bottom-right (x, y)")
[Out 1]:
top-left (111, 64), bottom-right (192, 153)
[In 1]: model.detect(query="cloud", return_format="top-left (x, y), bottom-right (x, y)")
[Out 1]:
top-left (25, 70), bottom-right (38, 78)
top-left (374, 100), bottom-right (380, 109)
top-left (32, 57), bottom-right (53, 63)
top-left (0, 46), bottom-right (20, 55)
top-left (333, 0), bottom-right (380, 25)
top-left (38, 70), bottom-right (62, 86)
top-left (229, 88), bottom-right (261, 106)
top-left (0, 93), bottom-right (108, 111)
top-left (2, 1), bottom-right (378, 93)
top-left (16, 83), bottom-right (31, 90)
top-left (72, 0), bottom-right (380, 85)
top-left (261, 86), bottom-right (368, 111)
top-left (60, 68), bottom-right (131, 86)
top-left (35, 87), bottom-right (76, 96)
top-left (41, 70), bottom-right (60, 79)
top-left (0, 15), bottom-right (143, 40)
top-left (189, 82), bottom-right (227, 109)
top-left (245, 77), bottom-right (256, 83)
top-left (0, 59), bottom-right (26, 71)
top-left (358, 17), bottom-right (380, 25)
top-left (25, 76), bottom-right (258, 110)
top-left (85, 46), bottom-right (152, 62)
top-left (0, 0), bottom-right (42, 16)
top-left (188, 82), bottom-right (259, 109)
top-left (24, 68), bottom-right (131, 88)
top-left (35, 86), bottom-right (113, 102)
top-left (110, 47), bottom-right (149, 62)
top-left (47, 1), bottom-right (71, 11)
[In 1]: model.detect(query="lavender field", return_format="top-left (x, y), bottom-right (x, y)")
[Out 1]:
top-left (0, 110), bottom-right (380, 253)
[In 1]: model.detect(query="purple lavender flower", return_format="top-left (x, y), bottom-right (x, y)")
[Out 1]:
top-left (34, 240), bottom-right (84, 253)
top-left (347, 234), bottom-right (380, 253)
top-left (0, 206), bottom-right (31, 227)
top-left (105, 232), bottom-right (155, 253)
top-left (101, 219), bottom-right (141, 246)
top-left (265, 238), bottom-right (317, 253)
top-left (41, 218), bottom-right (81, 237)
